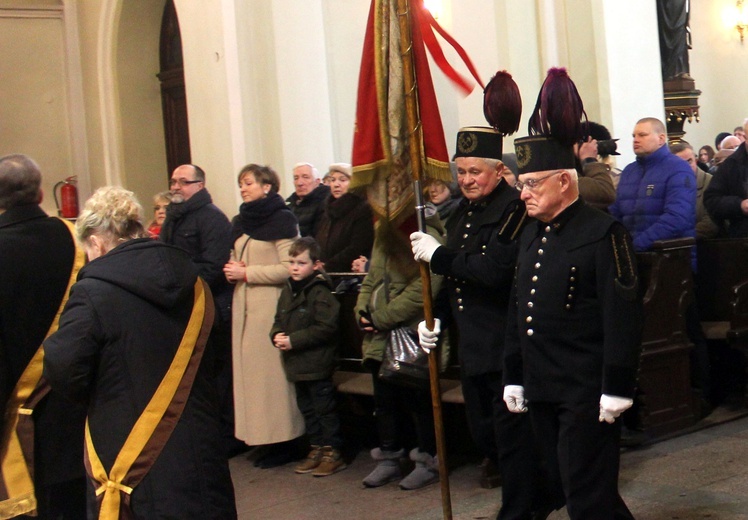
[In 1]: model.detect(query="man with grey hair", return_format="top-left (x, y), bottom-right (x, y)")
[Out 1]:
top-left (704, 118), bottom-right (748, 237)
top-left (0, 154), bottom-right (87, 517)
top-left (506, 130), bottom-right (642, 517)
top-left (286, 162), bottom-right (330, 237)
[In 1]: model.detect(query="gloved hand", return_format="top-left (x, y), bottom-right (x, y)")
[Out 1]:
top-left (417, 319), bottom-right (441, 353)
top-left (598, 394), bottom-right (633, 424)
top-left (410, 231), bottom-right (441, 263)
top-left (503, 385), bottom-right (528, 413)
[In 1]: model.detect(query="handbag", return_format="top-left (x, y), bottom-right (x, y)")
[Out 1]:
top-left (378, 326), bottom-right (430, 389)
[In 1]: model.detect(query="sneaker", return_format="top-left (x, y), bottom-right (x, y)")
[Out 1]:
top-left (312, 446), bottom-right (347, 477)
top-left (294, 446), bottom-right (322, 474)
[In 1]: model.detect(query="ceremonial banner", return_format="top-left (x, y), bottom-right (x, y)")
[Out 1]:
top-left (351, 0), bottom-right (482, 227)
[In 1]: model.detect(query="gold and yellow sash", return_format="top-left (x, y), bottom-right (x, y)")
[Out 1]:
top-left (84, 278), bottom-right (214, 520)
top-left (0, 218), bottom-right (84, 519)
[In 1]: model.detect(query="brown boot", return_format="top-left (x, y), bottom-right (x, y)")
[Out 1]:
top-left (312, 446), bottom-right (346, 477)
top-left (294, 445), bottom-right (322, 474)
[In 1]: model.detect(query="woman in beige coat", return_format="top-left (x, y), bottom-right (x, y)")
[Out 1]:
top-left (224, 164), bottom-right (305, 467)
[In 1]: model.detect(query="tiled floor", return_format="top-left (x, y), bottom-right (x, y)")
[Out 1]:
top-left (230, 410), bottom-right (748, 519)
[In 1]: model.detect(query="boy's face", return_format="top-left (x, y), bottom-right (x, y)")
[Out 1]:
top-left (288, 250), bottom-right (319, 281)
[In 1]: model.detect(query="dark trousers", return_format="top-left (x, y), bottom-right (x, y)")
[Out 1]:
top-left (295, 379), bottom-right (343, 449)
top-left (27, 477), bottom-right (87, 519)
top-left (462, 371), bottom-right (546, 520)
top-left (209, 319), bottom-right (236, 443)
top-left (368, 364), bottom-right (436, 455)
top-left (530, 401), bottom-right (634, 520)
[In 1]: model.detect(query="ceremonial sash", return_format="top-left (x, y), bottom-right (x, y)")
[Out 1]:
top-left (84, 278), bottom-right (214, 520)
top-left (0, 218), bottom-right (84, 519)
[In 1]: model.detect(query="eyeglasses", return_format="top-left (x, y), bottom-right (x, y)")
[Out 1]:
top-left (169, 178), bottom-right (202, 187)
top-left (514, 170), bottom-right (563, 192)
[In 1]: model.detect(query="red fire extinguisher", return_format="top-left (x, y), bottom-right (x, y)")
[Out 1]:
top-left (53, 176), bottom-right (79, 218)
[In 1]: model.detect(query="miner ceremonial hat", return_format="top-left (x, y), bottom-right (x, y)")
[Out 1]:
top-left (452, 71), bottom-right (522, 161)
top-left (514, 135), bottom-right (576, 173)
top-left (453, 126), bottom-right (503, 160)
top-left (515, 67), bottom-right (588, 174)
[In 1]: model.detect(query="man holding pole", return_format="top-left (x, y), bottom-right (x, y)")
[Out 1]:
top-left (411, 121), bottom-right (549, 518)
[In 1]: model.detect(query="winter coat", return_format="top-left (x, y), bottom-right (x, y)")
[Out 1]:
top-left (609, 144), bottom-right (696, 268)
top-left (695, 168), bottom-right (719, 239)
top-left (230, 231), bottom-right (305, 444)
top-left (43, 239), bottom-right (236, 519)
top-left (0, 205), bottom-right (87, 489)
top-left (270, 273), bottom-right (340, 382)
top-left (286, 184), bottom-right (331, 237)
top-left (354, 214), bottom-right (447, 368)
top-left (315, 192), bottom-right (374, 272)
top-left (160, 188), bottom-right (234, 322)
top-left (703, 144), bottom-right (748, 238)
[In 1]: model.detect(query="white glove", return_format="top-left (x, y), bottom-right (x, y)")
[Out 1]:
top-left (598, 394), bottom-right (633, 424)
top-left (410, 231), bottom-right (441, 263)
top-left (503, 385), bottom-right (528, 413)
top-left (417, 319), bottom-right (441, 353)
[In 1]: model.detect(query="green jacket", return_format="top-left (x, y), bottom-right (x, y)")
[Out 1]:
top-left (354, 214), bottom-right (449, 370)
top-left (270, 273), bottom-right (340, 382)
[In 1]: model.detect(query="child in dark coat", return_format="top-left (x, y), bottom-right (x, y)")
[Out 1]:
top-left (270, 237), bottom-right (344, 476)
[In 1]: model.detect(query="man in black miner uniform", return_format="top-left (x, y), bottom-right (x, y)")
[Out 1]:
top-left (504, 130), bottom-right (643, 518)
top-left (0, 154), bottom-right (87, 518)
top-left (411, 126), bottom-right (546, 520)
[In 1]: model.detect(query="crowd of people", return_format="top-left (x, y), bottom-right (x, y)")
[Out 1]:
top-left (3, 71), bottom-right (748, 517)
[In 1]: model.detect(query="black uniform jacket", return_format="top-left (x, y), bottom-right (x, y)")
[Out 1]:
top-left (0, 204), bottom-right (86, 487)
top-left (44, 239), bottom-right (236, 519)
top-left (430, 179), bottom-right (527, 376)
top-left (504, 199), bottom-right (643, 403)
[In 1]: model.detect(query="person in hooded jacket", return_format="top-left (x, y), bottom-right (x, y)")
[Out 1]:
top-left (270, 237), bottom-right (343, 477)
top-left (43, 186), bottom-right (236, 519)
top-left (223, 164), bottom-right (305, 468)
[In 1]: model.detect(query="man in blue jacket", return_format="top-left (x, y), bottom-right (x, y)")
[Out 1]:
top-left (609, 117), bottom-right (696, 257)
top-left (609, 118), bottom-right (711, 406)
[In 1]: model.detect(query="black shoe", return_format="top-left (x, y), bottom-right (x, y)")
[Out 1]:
top-left (478, 457), bottom-right (501, 489)
top-left (530, 506), bottom-right (556, 520)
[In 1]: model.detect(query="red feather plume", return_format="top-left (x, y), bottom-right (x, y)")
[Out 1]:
top-left (483, 70), bottom-right (522, 136)
top-left (527, 67), bottom-right (588, 146)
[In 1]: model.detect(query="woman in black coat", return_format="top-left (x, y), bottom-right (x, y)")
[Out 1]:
top-left (43, 187), bottom-right (236, 519)
top-left (315, 163), bottom-right (374, 272)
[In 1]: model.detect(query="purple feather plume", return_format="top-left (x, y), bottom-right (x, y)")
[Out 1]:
top-left (483, 70), bottom-right (522, 136)
top-left (527, 67), bottom-right (588, 146)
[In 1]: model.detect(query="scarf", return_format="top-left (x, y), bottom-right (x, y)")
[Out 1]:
top-left (160, 188), bottom-right (212, 243)
top-left (233, 192), bottom-right (298, 241)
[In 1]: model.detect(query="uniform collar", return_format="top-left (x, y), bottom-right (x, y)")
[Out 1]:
top-left (0, 204), bottom-right (47, 229)
top-left (538, 197), bottom-right (584, 234)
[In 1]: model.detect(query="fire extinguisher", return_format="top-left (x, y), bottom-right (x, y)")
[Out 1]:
top-left (53, 176), bottom-right (79, 218)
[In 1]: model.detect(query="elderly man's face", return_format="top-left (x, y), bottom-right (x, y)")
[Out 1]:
top-left (675, 148), bottom-right (698, 176)
top-left (170, 165), bottom-right (204, 203)
top-left (455, 157), bottom-right (502, 202)
top-left (293, 165), bottom-right (320, 198)
top-left (517, 169), bottom-right (567, 223)
top-left (632, 122), bottom-right (666, 158)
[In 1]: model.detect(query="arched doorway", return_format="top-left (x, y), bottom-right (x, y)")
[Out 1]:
top-left (157, 0), bottom-right (190, 179)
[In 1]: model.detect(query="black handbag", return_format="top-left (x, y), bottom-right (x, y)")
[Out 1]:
top-left (378, 326), bottom-right (430, 389)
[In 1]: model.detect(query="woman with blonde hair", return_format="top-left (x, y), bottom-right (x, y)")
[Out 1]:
top-left (147, 190), bottom-right (172, 238)
top-left (44, 186), bottom-right (236, 519)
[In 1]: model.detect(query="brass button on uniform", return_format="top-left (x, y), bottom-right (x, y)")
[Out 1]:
top-left (527, 302), bottom-right (534, 308)
top-left (535, 262), bottom-right (541, 269)
top-left (532, 275), bottom-right (538, 282)
top-left (458, 305), bottom-right (464, 312)
top-left (527, 329), bottom-right (534, 336)
top-left (466, 223), bottom-right (472, 228)
top-left (530, 289), bottom-right (536, 295)
top-left (455, 287), bottom-right (461, 294)
top-left (526, 316), bottom-right (533, 323)
top-left (541, 237), bottom-right (547, 243)
top-left (545, 226), bottom-right (551, 232)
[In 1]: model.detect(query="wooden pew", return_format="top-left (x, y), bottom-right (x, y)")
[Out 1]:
top-left (635, 238), bottom-right (697, 438)
top-left (696, 238), bottom-right (748, 346)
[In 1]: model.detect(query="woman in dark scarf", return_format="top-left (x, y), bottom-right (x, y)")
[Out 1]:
top-left (315, 163), bottom-right (374, 272)
top-left (223, 164), bottom-right (305, 467)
